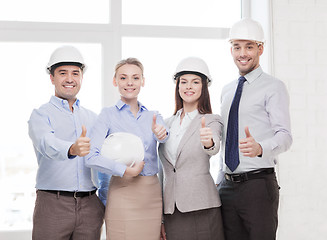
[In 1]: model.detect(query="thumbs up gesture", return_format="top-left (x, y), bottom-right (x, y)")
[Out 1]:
top-left (151, 114), bottom-right (167, 141)
top-left (69, 125), bottom-right (91, 157)
top-left (200, 116), bottom-right (214, 149)
top-left (239, 126), bottom-right (263, 157)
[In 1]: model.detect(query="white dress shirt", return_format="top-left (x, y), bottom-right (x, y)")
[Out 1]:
top-left (216, 66), bottom-right (292, 183)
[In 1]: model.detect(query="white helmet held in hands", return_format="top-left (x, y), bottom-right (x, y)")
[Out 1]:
top-left (173, 57), bottom-right (212, 86)
top-left (46, 45), bottom-right (86, 74)
top-left (100, 132), bottom-right (145, 167)
top-left (229, 18), bottom-right (265, 45)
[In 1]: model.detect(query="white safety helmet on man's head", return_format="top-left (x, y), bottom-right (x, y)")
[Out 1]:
top-left (173, 57), bottom-right (212, 86)
top-left (229, 18), bottom-right (265, 45)
top-left (46, 45), bottom-right (86, 74)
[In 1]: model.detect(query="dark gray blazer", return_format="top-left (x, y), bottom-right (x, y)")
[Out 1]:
top-left (158, 113), bottom-right (223, 214)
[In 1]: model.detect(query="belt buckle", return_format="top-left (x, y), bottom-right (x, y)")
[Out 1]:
top-left (232, 174), bottom-right (243, 183)
top-left (226, 174), bottom-right (240, 183)
top-left (231, 173), bottom-right (248, 183)
top-left (73, 191), bottom-right (77, 199)
top-left (225, 174), bottom-right (234, 182)
top-left (229, 175), bottom-right (238, 183)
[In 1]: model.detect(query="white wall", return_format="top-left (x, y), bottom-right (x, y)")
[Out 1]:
top-left (271, 0), bottom-right (327, 239)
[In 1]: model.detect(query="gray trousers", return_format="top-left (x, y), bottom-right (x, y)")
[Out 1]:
top-left (218, 173), bottom-right (279, 240)
top-left (164, 207), bottom-right (225, 240)
top-left (32, 190), bottom-right (105, 240)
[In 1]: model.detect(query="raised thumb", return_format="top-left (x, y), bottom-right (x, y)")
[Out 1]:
top-left (201, 116), bottom-right (206, 128)
top-left (152, 114), bottom-right (157, 128)
top-left (244, 126), bottom-right (251, 138)
top-left (81, 125), bottom-right (87, 137)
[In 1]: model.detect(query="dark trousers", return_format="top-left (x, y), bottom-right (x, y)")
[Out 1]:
top-left (164, 207), bottom-right (225, 240)
top-left (32, 190), bottom-right (105, 240)
top-left (218, 173), bottom-right (279, 240)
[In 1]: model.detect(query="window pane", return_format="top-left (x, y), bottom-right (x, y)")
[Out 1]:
top-left (0, 0), bottom-right (109, 24)
top-left (123, 0), bottom-right (241, 27)
top-left (0, 42), bottom-right (102, 230)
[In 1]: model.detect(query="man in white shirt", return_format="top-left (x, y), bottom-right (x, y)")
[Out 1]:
top-left (217, 18), bottom-right (292, 240)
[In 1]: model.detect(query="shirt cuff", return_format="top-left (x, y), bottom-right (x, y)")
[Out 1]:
top-left (114, 163), bottom-right (127, 177)
top-left (203, 142), bottom-right (215, 151)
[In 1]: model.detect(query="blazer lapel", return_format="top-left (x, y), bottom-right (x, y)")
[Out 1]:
top-left (176, 113), bottom-right (202, 160)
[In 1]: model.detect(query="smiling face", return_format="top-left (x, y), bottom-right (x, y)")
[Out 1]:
top-left (178, 74), bottom-right (202, 111)
top-left (231, 40), bottom-right (263, 76)
top-left (50, 65), bottom-right (82, 106)
top-left (113, 64), bottom-right (144, 105)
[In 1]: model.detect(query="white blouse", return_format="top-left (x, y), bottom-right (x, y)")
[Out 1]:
top-left (164, 109), bottom-right (199, 166)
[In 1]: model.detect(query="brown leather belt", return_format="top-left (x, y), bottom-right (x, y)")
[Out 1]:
top-left (225, 168), bottom-right (274, 183)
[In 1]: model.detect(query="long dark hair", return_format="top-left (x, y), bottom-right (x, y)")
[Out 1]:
top-left (173, 73), bottom-right (212, 115)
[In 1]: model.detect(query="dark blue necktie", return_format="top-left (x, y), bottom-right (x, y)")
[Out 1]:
top-left (225, 76), bottom-right (246, 172)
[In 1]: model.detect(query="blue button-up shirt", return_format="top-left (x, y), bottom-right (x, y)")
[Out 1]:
top-left (86, 100), bottom-right (169, 205)
top-left (28, 96), bottom-right (98, 191)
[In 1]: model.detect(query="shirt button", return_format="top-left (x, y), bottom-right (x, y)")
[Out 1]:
top-left (173, 169), bottom-right (176, 172)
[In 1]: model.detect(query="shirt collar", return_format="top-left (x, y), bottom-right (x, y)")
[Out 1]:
top-left (176, 108), bottom-right (199, 120)
top-left (243, 66), bottom-right (263, 84)
top-left (115, 99), bottom-right (147, 112)
top-left (50, 95), bottom-right (80, 111)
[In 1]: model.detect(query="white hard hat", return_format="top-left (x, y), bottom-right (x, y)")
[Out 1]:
top-left (229, 18), bottom-right (265, 45)
top-left (46, 45), bottom-right (86, 74)
top-left (100, 132), bottom-right (144, 167)
top-left (173, 57), bottom-right (212, 86)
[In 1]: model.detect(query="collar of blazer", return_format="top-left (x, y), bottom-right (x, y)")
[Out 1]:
top-left (163, 113), bottom-right (204, 166)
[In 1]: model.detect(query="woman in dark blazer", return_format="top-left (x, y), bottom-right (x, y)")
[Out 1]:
top-left (159, 57), bottom-right (225, 240)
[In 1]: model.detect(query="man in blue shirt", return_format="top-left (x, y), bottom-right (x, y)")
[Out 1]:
top-left (28, 45), bottom-right (104, 240)
top-left (217, 18), bottom-right (292, 240)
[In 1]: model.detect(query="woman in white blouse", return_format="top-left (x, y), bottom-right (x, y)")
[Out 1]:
top-left (158, 57), bottom-right (225, 240)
